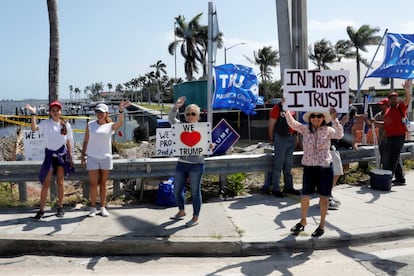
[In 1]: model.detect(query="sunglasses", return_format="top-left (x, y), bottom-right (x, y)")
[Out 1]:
top-left (310, 114), bottom-right (324, 119)
top-left (185, 112), bottom-right (197, 117)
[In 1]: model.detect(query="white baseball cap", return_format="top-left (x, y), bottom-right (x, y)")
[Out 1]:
top-left (95, 103), bottom-right (109, 113)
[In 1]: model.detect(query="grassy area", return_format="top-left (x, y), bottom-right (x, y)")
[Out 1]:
top-left (134, 102), bottom-right (172, 112)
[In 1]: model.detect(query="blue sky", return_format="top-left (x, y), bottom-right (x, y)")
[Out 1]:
top-left (1, 0), bottom-right (413, 100)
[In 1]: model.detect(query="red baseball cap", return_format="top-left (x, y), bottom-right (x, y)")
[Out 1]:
top-left (388, 91), bottom-right (399, 98)
top-left (378, 98), bottom-right (389, 105)
top-left (49, 100), bottom-right (62, 110)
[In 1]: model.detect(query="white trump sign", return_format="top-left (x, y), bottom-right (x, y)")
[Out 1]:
top-left (155, 128), bottom-right (174, 157)
top-left (170, 122), bottom-right (212, 156)
top-left (283, 69), bottom-right (350, 113)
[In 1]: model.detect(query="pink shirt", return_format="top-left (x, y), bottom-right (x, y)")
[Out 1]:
top-left (285, 112), bottom-right (344, 167)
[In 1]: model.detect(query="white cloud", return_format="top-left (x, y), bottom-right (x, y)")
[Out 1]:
top-left (308, 18), bottom-right (357, 42)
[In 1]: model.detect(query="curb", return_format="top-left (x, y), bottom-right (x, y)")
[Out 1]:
top-left (2, 227), bottom-right (414, 257)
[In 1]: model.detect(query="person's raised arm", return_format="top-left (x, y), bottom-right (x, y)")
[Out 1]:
top-left (402, 79), bottom-right (412, 107)
top-left (112, 100), bottom-right (131, 131)
top-left (25, 104), bottom-right (39, 131)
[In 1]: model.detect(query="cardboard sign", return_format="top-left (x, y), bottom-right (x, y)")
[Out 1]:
top-left (171, 122), bottom-right (212, 156)
top-left (156, 128), bottom-right (174, 157)
top-left (283, 69), bottom-right (350, 113)
top-left (23, 129), bottom-right (45, 161)
top-left (212, 119), bottom-right (240, 155)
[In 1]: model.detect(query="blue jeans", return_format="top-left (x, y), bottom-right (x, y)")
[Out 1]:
top-left (173, 162), bottom-right (205, 216)
top-left (269, 133), bottom-right (295, 192)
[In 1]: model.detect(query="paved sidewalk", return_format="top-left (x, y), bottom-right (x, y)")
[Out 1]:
top-left (1, 171), bottom-right (414, 256)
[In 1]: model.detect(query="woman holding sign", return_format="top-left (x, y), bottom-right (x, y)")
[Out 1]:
top-left (25, 101), bottom-right (75, 219)
top-left (284, 106), bottom-right (343, 237)
top-left (168, 96), bottom-right (208, 227)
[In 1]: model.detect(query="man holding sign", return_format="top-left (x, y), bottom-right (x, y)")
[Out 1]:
top-left (168, 96), bottom-right (212, 228)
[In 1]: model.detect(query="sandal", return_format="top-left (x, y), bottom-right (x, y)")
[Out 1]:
top-left (185, 220), bottom-right (199, 227)
top-left (290, 223), bottom-right (305, 234)
top-left (311, 227), bottom-right (324, 237)
top-left (170, 213), bottom-right (186, 220)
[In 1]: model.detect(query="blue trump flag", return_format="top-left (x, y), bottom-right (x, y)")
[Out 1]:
top-left (368, 33), bottom-right (414, 79)
top-left (213, 64), bottom-right (263, 115)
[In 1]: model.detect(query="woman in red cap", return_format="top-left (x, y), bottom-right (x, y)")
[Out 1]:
top-left (25, 100), bottom-right (75, 219)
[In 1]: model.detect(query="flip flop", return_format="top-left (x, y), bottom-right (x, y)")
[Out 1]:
top-left (311, 227), bottom-right (324, 237)
top-left (185, 220), bottom-right (199, 227)
top-left (290, 223), bottom-right (305, 234)
top-left (170, 213), bottom-right (186, 220)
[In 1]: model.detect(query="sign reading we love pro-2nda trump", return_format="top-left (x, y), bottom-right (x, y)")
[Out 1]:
top-left (170, 122), bottom-right (212, 156)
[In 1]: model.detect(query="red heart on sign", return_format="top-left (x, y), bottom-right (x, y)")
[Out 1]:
top-left (180, 131), bottom-right (201, 147)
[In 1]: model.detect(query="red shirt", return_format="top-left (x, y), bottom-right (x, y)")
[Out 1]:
top-left (384, 103), bottom-right (407, 137)
top-left (269, 104), bottom-right (296, 135)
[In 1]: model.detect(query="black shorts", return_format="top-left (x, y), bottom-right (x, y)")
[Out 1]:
top-left (302, 164), bottom-right (333, 197)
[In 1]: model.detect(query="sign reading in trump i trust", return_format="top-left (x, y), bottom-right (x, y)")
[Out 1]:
top-left (283, 69), bottom-right (350, 113)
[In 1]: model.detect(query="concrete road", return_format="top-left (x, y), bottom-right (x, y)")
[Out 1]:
top-left (2, 238), bottom-right (414, 275)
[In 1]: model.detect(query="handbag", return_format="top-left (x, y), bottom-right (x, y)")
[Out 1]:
top-left (155, 177), bottom-right (177, 207)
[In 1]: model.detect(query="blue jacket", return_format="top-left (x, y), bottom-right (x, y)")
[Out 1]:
top-left (39, 145), bottom-right (74, 183)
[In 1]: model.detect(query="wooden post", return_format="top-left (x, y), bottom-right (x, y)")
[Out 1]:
top-left (82, 179), bottom-right (90, 199)
top-left (113, 179), bottom-right (121, 197)
top-left (50, 180), bottom-right (57, 202)
top-left (18, 181), bottom-right (27, 202)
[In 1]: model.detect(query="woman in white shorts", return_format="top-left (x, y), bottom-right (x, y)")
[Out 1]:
top-left (81, 101), bottom-right (130, 217)
top-left (330, 146), bottom-right (343, 209)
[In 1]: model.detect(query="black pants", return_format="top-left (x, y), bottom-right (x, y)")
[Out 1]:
top-left (383, 135), bottom-right (405, 180)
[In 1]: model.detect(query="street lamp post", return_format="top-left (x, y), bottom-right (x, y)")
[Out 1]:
top-left (174, 22), bottom-right (177, 80)
top-left (224, 42), bottom-right (246, 64)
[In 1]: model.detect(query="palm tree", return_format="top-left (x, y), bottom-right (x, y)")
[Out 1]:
top-left (345, 25), bottom-right (381, 91)
top-left (69, 85), bottom-right (73, 102)
top-left (246, 46), bottom-right (280, 100)
top-left (47, 0), bottom-right (59, 102)
top-left (308, 39), bottom-right (337, 70)
top-left (74, 87), bottom-right (81, 104)
top-left (195, 25), bottom-right (223, 79)
top-left (168, 14), bottom-right (204, 81)
top-left (83, 88), bottom-right (88, 103)
top-left (150, 60), bottom-right (167, 106)
top-left (334, 39), bottom-right (356, 62)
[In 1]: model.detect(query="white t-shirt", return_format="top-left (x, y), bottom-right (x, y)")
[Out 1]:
top-left (86, 120), bottom-right (115, 159)
top-left (38, 119), bottom-right (73, 151)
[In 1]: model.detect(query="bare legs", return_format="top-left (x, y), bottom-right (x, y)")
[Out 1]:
top-left (39, 166), bottom-right (65, 212)
top-left (299, 195), bottom-right (329, 230)
top-left (88, 169), bottom-right (110, 208)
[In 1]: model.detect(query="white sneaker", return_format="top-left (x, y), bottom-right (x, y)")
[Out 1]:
top-left (88, 207), bottom-right (96, 217)
top-left (101, 207), bottom-right (109, 217)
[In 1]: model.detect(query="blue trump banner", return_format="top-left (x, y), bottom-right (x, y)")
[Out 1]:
top-left (368, 33), bottom-right (414, 79)
top-left (213, 64), bottom-right (263, 115)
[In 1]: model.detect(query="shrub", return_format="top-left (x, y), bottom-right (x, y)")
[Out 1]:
top-left (226, 173), bottom-right (246, 196)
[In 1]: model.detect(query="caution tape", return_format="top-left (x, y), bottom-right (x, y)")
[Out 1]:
top-left (0, 114), bottom-right (86, 133)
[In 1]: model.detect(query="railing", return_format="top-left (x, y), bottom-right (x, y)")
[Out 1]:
top-left (1, 143), bottom-right (414, 202)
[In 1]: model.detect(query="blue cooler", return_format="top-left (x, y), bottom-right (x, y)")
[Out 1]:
top-left (370, 169), bottom-right (392, 191)
top-left (157, 119), bottom-right (171, 128)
